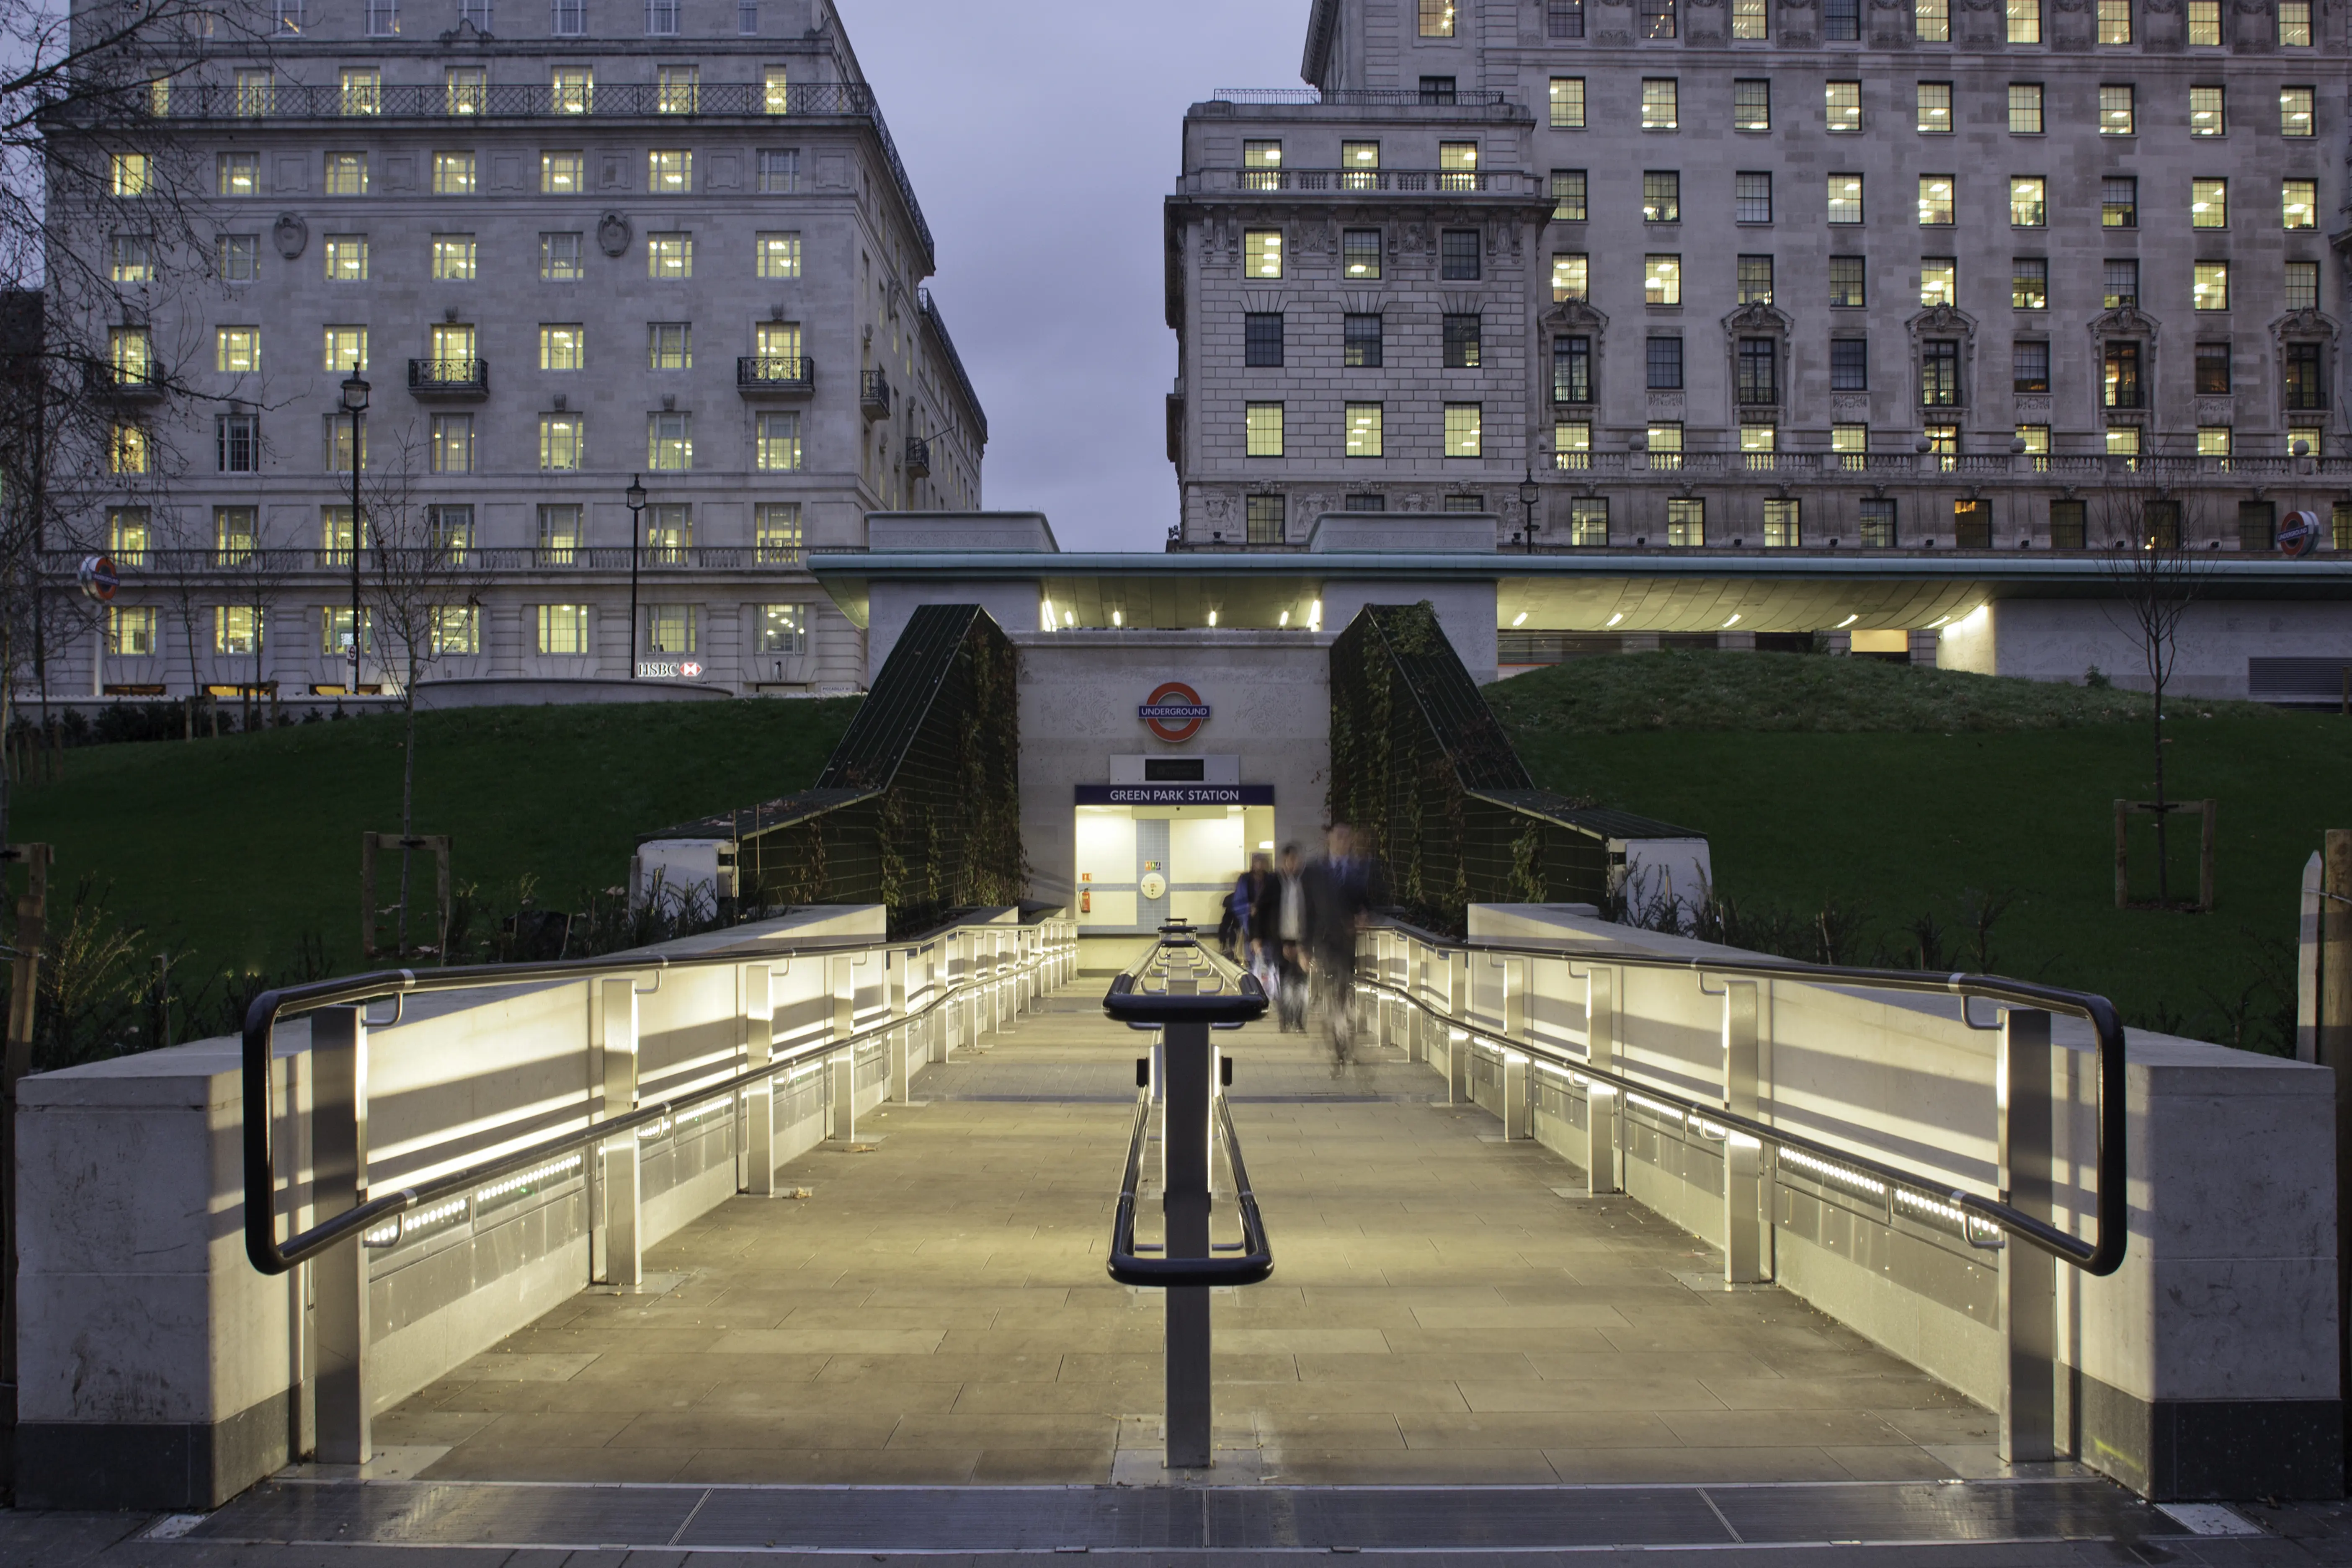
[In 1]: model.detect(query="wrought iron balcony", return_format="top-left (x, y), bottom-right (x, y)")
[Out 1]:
top-left (408, 358), bottom-right (489, 397)
top-left (905, 436), bottom-right (931, 477)
top-left (1194, 168), bottom-right (1540, 197)
top-left (861, 371), bottom-right (891, 422)
top-left (735, 355), bottom-right (814, 396)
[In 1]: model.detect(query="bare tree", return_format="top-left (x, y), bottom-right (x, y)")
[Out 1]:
top-left (2096, 458), bottom-right (2214, 907)
top-left (357, 429), bottom-right (489, 954)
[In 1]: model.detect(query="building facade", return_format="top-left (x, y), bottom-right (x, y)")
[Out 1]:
top-left (1169, 0), bottom-right (2352, 598)
top-left (45, 0), bottom-right (982, 701)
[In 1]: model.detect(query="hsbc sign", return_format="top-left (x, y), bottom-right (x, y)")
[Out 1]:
top-left (637, 659), bottom-right (706, 680)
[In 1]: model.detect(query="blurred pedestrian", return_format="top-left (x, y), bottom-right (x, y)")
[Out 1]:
top-left (1259, 843), bottom-right (1308, 1032)
top-left (1226, 853), bottom-right (1270, 967)
top-left (1302, 823), bottom-right (1377, 1071)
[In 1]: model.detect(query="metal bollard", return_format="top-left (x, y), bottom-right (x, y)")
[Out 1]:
top-left (2000, 1008), bottom-right (2058, 1462)
top-left (598, 977), bottom-right (642, 1288)
top-left (310, 1006), bottom-right (370, 1465)
top-left (1720, 981), bottom-right (1766, 1285)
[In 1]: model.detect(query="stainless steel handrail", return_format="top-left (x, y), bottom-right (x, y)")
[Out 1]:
top-left (241, 921), bottom-right (1065, 1276)
top-left (1362, 928), bottom-right (2128, 1277)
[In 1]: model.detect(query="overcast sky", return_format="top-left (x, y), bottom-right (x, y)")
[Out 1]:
top-left (848, 1), bottom-right (1314, 552)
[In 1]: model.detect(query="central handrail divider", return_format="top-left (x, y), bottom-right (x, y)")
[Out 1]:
top-left (1359, 925), bottom-right (2128, 1277)
top-left (240, 919), bottom-right (1061, 1278)
top-left (1101, 921), bottom-right (1270, 1470)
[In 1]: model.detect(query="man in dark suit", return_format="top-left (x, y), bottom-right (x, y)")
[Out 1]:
top-left (1302, 823), bottom-right (1375, 1070)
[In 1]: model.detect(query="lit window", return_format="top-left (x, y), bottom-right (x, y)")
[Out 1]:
top-left (1916, 0), bottom-right (1949, 38)
top-left (2099, 85), bottom-right (2134, 135)
top-left (273, 0), bottom-right (304, 34)
top-left (537, 605), bottom-right (591, 655)
top-left (325, 152), bottom-right (368, 195)
top-left (758, 604), bottom-right (808, 653)
top-left (2189, 85), bottom-right (2223, 136)
top-left (235, 68), bottom-right (275, 116)
top-left (217, 234), bottom-right (256, 281)
top-left (214, 606), bottom-right (262, 656)
top-left (1439, 141), bottom-right (1479, 191)
top-left (1666, 498), bottom-right (1705, 547)
top-left (1243, 139), bottom-right (1284, 191)
top-left (2102, 177), bottom-right (2138, 227)
top-left (647, 606), bottom-right (695, 655)
top-left (108, 606), bottom-right (159, 657)
top-left (2189, 178), bottom-right (2228, 229)
top-left (430, 413), bottom-right (473, 472)
top-left (657, 64), bottom-right (699, 114)
top-left (1642, 79), bottom-right (1678, 130)
top-left (1246, 403), bottom-right (1284, 457)
top-left (756, 412), bottom-right (802, 471)
top-left (324, 235), bottom-right (368, 281)
top-left (1550, 77), bottom-right (1586, 128)
top-left (647, 412), bottom-right (692, 470)
top-left (1921, 258), bottom-right (1956, 307)
top-left (216, 326), bottom-right (258, 373)
top-left (1568, 496), bottom-right (1608, 543)
top-left (1342, 142), bottom-right (1380, 191)
top-left (1244, 230), bottom-right (1282, 280)
top-left (1344, 230), bottom-right (1384, 281)
top-left (540, 325), bottom-right (583, 371)
top-left (1763, 500), bottom-right (1800, 547)
top-left (2286, 260), bottom-right (2319, 311)
top-left (648, 322), bottom-right (691, 370)
top-left (539, 413), bottom-right (583, 470)
top-left (110, 234), bottom-right (152, 281)
top-left (1643, 171), bottom-right (1680, 224)
top-left (2194, 261), bottom-right (2229, 310)
top-left (2098, 0), bottom-right (2130, 41)
top-left (1645, 253), bottom-right (1681, 304)
top-left (433, 151), bottom-right (476, 195)
top-left (217, 152), bottom-right (258, 198)
top-left (109, 423), bottom-right (148, 473)
top-left (2009, 83), bottom-right (2043, 134)
top-left (1647, 423), bottom-right (1684, 469)
top-left (2281, 86), bottom-right (2314, 136)
top-left (2013, 258), bottom-right (2048, 309)
top-left (2198, 426), bottom-right (2232, 457)
top-left (2104, 343), bottom-right (2143, 407)
top-left (1833, 423), bottom-right (1868, 469)
top-left (1738, 255), bottom-right (1774, 304)
top-left (2010, 178), bottom-right (2045, 227)
top-left (1826, 175), bottom-right (1862, 224)
top-left (446, 67), bottom-right (485, 115)
top-left (647, 232), bottom-right (693, 278)
top-left (1553, 253), bottom-right (1589, 302)
top-left (755, 505), bottom-right (804, 564)
top-left (756, 231), bottom-right (802, 279)
top-left (542, 232), bottom-right (583, 281)
top-left (432, 606), bottom-right (480, 656)
top-left (765, 67), bottom-right (791, 115)
top-left (1918, 175), bottom-right (1955, 225)
top-left (2279, 0), bottom-right (2311, 43)
top-left (334, 70), bottom-right (379, 118)
top-left (2284, 179), bottom-right (2318, 230)
top-left (432, 233), bottom-right (477, 279)
top-left (648, 150), bottom-right (692, 193)
top-left (1825, 80), bottom-right (1861, 132)
top-left (1735, 79), bottom-right (1770, 132)
top-left (1443, 404), bottom-right (1482, 458)
top-left (2007, 0), bottom-right (2040, 40)
top-left (1916, 82), bottom-right (1951, 133)
top-left (1420, 0), bottom-right (1456, 35)
top-left (1345, 403), bottom-right (1384, 458)
top-left (2187, 0), bottom-right (2219, 39)
top-left (542, 152), bottom-right (583, 194)
top-left (2106, 425), bottom-right (2140, 454)
top-left (552, 67), bottom-right (592, 113)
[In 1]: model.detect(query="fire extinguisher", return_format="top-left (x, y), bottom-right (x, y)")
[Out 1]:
top-left (1081, 886), bottom-right (1092, 914)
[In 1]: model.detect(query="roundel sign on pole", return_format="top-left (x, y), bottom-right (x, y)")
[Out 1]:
top-left (2279, 510), bottom-right (2324, 558)
top-left (1138, 682), bottom-right (1211, 744)
top-left (76, 555), bottom-right (120, 603)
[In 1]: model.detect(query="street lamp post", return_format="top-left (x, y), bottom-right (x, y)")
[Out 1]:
top-left (1518, 464), bottom-right (1542, 554)
top-left (340, 366), bottom-right (369, 694)
top-left (626, 474), bottom-right (648, 678)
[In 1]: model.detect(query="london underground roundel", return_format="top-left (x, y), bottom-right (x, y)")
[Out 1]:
top-left (2280, 510), bottom-right (2323, 558)
top-left (1138, 682), bottom-right (1210, 744)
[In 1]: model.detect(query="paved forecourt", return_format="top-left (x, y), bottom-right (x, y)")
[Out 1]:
top-left (369, 983), bottom-right (2033, 1487)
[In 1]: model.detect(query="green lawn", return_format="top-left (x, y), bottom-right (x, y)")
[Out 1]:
top-left (1491, 652), bottom-right (2349, 1051)
top-left (14, 699), bottom-right (857, 976)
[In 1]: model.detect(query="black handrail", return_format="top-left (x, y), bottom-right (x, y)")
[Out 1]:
top-left (1364, 930), bottom-right (2129, 1277)
top-left (240, 921), bottom-right (1059, 1276)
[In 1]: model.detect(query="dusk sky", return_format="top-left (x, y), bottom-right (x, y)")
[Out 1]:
top-left (849, 1), bottom-right (1316, 553)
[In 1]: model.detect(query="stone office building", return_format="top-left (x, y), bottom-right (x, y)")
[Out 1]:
top-left (1167, 0), bottom-right (2352, 629)
top-left (46, 0), bottom-right (982, 701)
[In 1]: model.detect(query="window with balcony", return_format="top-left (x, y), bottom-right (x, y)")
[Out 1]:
top-left (647, 232), bottom-right (692, 278)
top-left (1244, 312), bottom-right (1284, 368)
top-left (1831, 423), bottom-right (1868, 468)
top-left (1918, 175), bottom-right (1954, 225)
top-left (2194, 260), bottom-right (2228, 311)
top-left (1646, 335), bottom-right (1684, 389)
top-left (1245, 403), bottom-right (1283, 457)
top-left (1736, 172), bottom-right (1772, 223)
top-left (1418, 76), bottom-right (1457, 105)
top-left (765, 67), bottom-right (790, 114)
top-left (1443, 404), bottom-right (1483, 457)
top-left (1916, 0), bottom-right (1949, 38)
top-left (750, 506), bottom-right (804, 567)
top-left (1917, 82), bottom-right (1952, 133)
top-left (109, 325), bottom-right (151, 383)
top-left (1830, 255), bottom-right (1865, 305)
top-left (1241, 140), bottom-right (1285, 191)
top-left (2287, 260), bottom-right (2320, 311)
top-left (1553, 336), bottom-right (1593, 402)
top-left (1739, 254), bottom-right (1774, 304)
top-left (1921, 257), bottom-right (1956, 305)
top-left (1831, 337), bottom-right (1868, 390)
top-left (1244, 230), bottom-right (1282, 279)
top-left (1735, 80), bottom-right (1770, 131)
top-left (1553, 253), bottom-right (1589, 302)
top-left (1441, 229), bottom-right (1480, 280)
top-left (1345, 403), bottom-right (1384, 458)
top-left (1344, 313), bottom-right (1384, 368)
top-left (2103, 340), bottom-right (2142, 406)
top-left (541, 231), bottom-right (583, 281)
top-left (214, 508), bottom-right (257, 565)
top-left (1643, 171), bottom-right (1681, 223)
top-left (641, 505), bottom-right (690, 565)
top-left (1645, 253), bottom-right (1681, 304)
top-left (2187, 0), bottom-right (2219, 39)
top-left (234, 68), bottom-right (274, 116)
top-left (2013, 257), bottom-right (2047, 309)
top-left (2099, 85), bottom-right (2134, 135)
top-left (2010, 177), bottom-right (2045, 227)
top-left (1651, 426), bottom-right (1689, 469)
top-left (1920, 340), bottom-right (1960, 405)
top-left (1438, 142), bottom-right (1479, 191)
top-left (2282, 86), bottom-right (2314, 136)
top-left (341, 68), bottom-right (381, 113)
top-left (657, 64), bottom-right (699, 114)
top-left (1737, 338), bottom-right (1777, 402)
top-left (108, 507), bottom-right (152, 566)
top-left (552, 66), bottom-right (591, 111)
top-left (1642, 79), bottom-right (1678, 130)
top-left (446, 67), bottom-right (485, 115)
top-left (2013, 339), bottom-right (2050, 392)
top-left (2102, 177), bottom-right (2137, 227)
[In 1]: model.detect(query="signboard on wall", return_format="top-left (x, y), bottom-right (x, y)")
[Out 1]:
top-left (1138, 682), bottom-right (1211, 743)
top-left (1075, 784), bottom-right (1274, 807)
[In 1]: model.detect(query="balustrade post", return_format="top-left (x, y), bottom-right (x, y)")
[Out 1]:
top-left (1583, 967), bottom-right (1622, 1195)
top-left (311, 1006), bottom-right (370, 1465)
top-left (597, 978), bottom-right (642, 1287)
top-left (828, 954), bottom-right (859, 1143)
top-left (1721, 981), bottom-right (1768, 1284)
top-left (1999, 1008), bottom-right (2058, 1463)
top-left (743, 965), bottom-right (777, 1196)
top-left (1502, 1052), bottom-right (1531, 1140)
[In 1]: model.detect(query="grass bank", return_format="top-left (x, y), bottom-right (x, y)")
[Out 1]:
top-left (1491, 652), bottom-right (2349, 1050)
